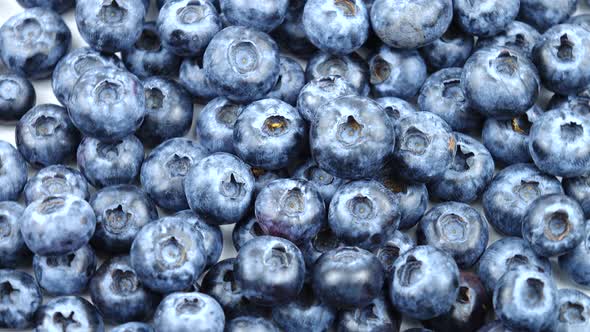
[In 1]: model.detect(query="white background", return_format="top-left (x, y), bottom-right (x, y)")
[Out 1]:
top-left (0, 0), bottom-right (589, 331)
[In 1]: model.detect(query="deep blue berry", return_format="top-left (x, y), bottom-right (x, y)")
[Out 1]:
top-left (368, 46), bottom-right (427, 99)
top-left (272, 284), bottom-right (336, 332)
top-left (372, 230), bottom-right (415, 277)
top-left (296, 76), bottom-right (356, 122)
top-left (197, 97), bottom-right (243, 154)
top-left (476, 21), bottom-right (542, 58)
top-left (232, 215), bottom-right (264, 251)
top-left (555, 288), bottom-right (590, 331)
top-left (0, 270), bottom-right (42, 328)
top-left (453, 0), bottom-right (520, 37)
top-left (419, 23), bottom-right (474, 71)
top-left (563, 175), bottom-right (590, 218)
top-left (518, 0), bottom-right (577, 32)
top-left (337, 296), bottom-right (401, 332)
top-left (24, 164), bottom-right (89, 205)
top-left (305, 52), bottom-right (369, 96)
top-left (292, 159), bottom-right (347, 203)
top-left (112, 322), bottom-right (154, 332)
top-left (153, 292), bottom-right (225, 332)
top-left (0, 141), bottom-right (27, 202)
top-left (0, 202), bottom-right (29, 268)
top-left (0, 73), bottom-right (35, 122)
top-left (377, 169), bottom-right (428, 230)
top-left (272, 1), bottom-right (317, 56)
top-left (17, 0), bottom-right (75, 13)
top-left (34, 296), bottom-right (104, 331)
top-left (179, 57), bottom-right (218, 103)
top-left (173, 210), bottom-right (223, 268)
top-left (267, 56), bottom-right (305, 105)
top-left (300, 226), bottom-right (346, 269)
top-left (221, 0), bottom-right (288, 32)
top-left (559, 223), bottom-right (590, 287)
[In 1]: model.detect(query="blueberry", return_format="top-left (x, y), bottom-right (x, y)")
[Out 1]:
top-left (568, 14), bottom-right (590, 31)
top-left (90, 185), bottom-right (158, 253)
top-left (17, 0), bottom-right (75, 13)
top-left (34, 296), bottom-right (104, 332)
top-left (305, 52), bottom-right (370, 96)
top-left (462, 47), bottom-right (540, 119)
top-left (140, 138), bottom-right (207, 211)
top-left (477, 237), bottom-right (552, 293)
top-left (296, 76), bottom-right (356, 122)
top-left (185, 152), bottom-right (254, 225)
top-left (337, 296), bottom-right (401, 332)
top-left (424, 272), bottom-right (489, 332)
top-left (418, 202), bottom-right (489, 268)
top-left (0, 73), bottom-right (35, 122)
top-left (0, 270), bottom-right (42, 328)
top-left (313, 246), bottom-right (383, 308)
top-left (522, 194), bottom-right (584, 257)
top-left (137, 77), bottom-right (193, 147)
top-left (69, 66), bottom-right (146, 142)
top-left (476, 321), bottom-right (513, 332)
top-left (201, 258), bottom-right (267, 318)
top-left (33, 244), bottom-right (96, 296)
top-left (197, 97), bottom-right (243, 154)
top-left (122, 22), bottom-right (181, 79)
top-left (0, 202), bottom-right (29, 268)
top-left (419, 23), bottom-right (474, 71)
top-left (370, 0), bottom-right (452, 49)
top-left (482, 105), bottom-right (544, 165)
top-left (112, 322), bottom-right (155, 332)
top-left (178, 57), bottom-right (218, 103)
top-left (173, 210), bottom-right (223, 268)
top-left (311, 95), bottom-right (394, 180)
top-left (271, 284), bottom-right (336, 332)
top-left (234, 236), bottom-right (305, 305)
top-left (533, 24), bottom-right (590, 95)
top-left (233, 98), bottom-right (306, 170)
top-left (0, 8), bottom-right (71, 79)
top-left (368, 46), bottom-right (427, 99)
top-left (0, 141), bottom-right (27, 202)
top-left (482, 163), bottom-right (563, 236)
top-left (547, 88), bottom-right (590, 113)
top-left (232, 215), bottom-right (264, 251)
top-left (564, 175), bottom-right (590, 218)
top-left (372, 230), bottom-right (415, 277)
top-left (292, 159), bottom-right (347, 203)
top-left (418, 68), bottom-right (481, 132)
top-left (529, 108), bottom-right (590, 177)
top-left (222, 0), bottom-right (288, 32)
top-left (153, 292), bottom-right (225, 332)
top-left (453, 0), bottom-right (520, 37)
top-left (204, 26), bottom-right (280, 102)
top-left (272, 1), bottom-right (317, 56)
top-left (559, 223), bottom-right (590, 286)
top-left (493, 267), bottom-right (558, 331)
top-left (476, 21), bottom-right (542, 59)
top-left (157, 0), bottom-right (221, 57)
top-left (52, 47), bottom-right (123, 107)
top-left (16, 104), bottom-right (80, 168)
top-left (428, 133), bottom-right (495, 203)
top-left (555, 288), bottom-right (590, 332)
top-left (77, 135), bottom-right (144, 188)
top-left (303, 0), bottom-right (369, 54)
top-left (518, 0), bottom-right (577, 32)
top-left (130, 216), bottom-right (207, 293)
top-left (374, 97), bottom-right (417, 133)
top-left (389, 245), bottom-right (459, 320)
top-left (24, 165), bottom-right (89, 205)
top-left (90, 256), bottom-right (160, 323)
top-left (300, 226), bottom-right (346, 269)
top-left (76, 0), bottom-right (145, 53)
top-left (393, 111), bottom-right (455, 183)
top-left (21, 195), bottom-right (96, 256)
top-left (226, 316), bottom-right (280, 332)
top-left (329, 180), bottom-right (399, 249)
top-left (267, 56), bottom-right (305, 105)
top-left (377, 170), bottom-right (428, 230)
top-left (252, 167), bottom-right (287, 195)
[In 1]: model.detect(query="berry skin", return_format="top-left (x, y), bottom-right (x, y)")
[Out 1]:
top-left (453, 0), bottom-right (520, 37)
top-left (292, 159), bottom-right (347, 204)
top-left (233, 98), bottom-right (306, 171)
top-left (17, 0), bottom-right (75, 13)
top-left (329, 180), bottom-right (400, 249)
top-left (296, 76), bottom-right (356, 122)
top-left (255, 178), bottom-right (326, 244)
top-left (372, 230), bottom-right (416, 277)
top-left (271, 284), bottom-right (336, 332)
top-left (554, 288), bottom-right (590, 331)
top-left (518, 0), bottom-right (577, 32)
top-left (140, 138), bottom-right (207, 211)
top-left (153, 292), bottom-right (225, 332)
top-left (368, 46), bottom-right (427, 99)
top-left (90, 185), bottom-right (158, 253)
top-left (377, 169), bottom-right (428, 230)
top-left (204, 26), bottom-right (280, 103)
top-left (221, 0), bottom-right (288, 32)
top-left (305, 51), bottom-right (370, 96)
top-left (52, 47), bottom-right (123, 107)
top-left (300, 226), bottom-right (346, 269)
top-left (0, 202), bottom-right (30, 268)
top-left (0, 141), bottom-right (27, 202)
top-left (234, 236), bottom-right (305, 305)
top-left (267, 56), bottom-right (305, 105)
top-left (0, 270), bottom-right (42, 329)
top-left (303, 0), bottom-right (369, 55)
top-left (77, 135), bottom-right (145, 188)
top-left (130, 217), bottom-right (207, 293)
top-left (311, 95), bottom-right (395, 180)
top-left (24, 164), bottom-right (89, 205)
top-left (272, 0), bottom-right (317, 56)
top-left (34, 296), bottom-right (104, 332)
top-left (0, 8), bottom-right (71, 79)
top-left (0, 73), bottom-right (36, 122)
top-left (89, 256), bottom-right (160, 323)
top-left (563, 174), bottom-right (590, 218)
top-left (33, 244), bottom-right (96, 296)
top-left (336, 296), bottom-right (401, 332)
top-left (68, 66), bottom-right (146, 142)
top-left (197, 97), bottom-right (244, 154)
top-left (157, 0), bottom-right (221, 57)
top-left (179, 57), bottom-right (218, 103)
top-left (185, 152), bottom-right (255, 225)
top-left (370, 0), bottom-right (453, 49)
top-left (559, 222), bottom-right (590, 287)
top-left (419, 23), bottom-right (474, 71)
top-left (226, 316), bottom-right (279, 332)
top-left (112, 322), bottom-right (155, 332)
top-left (232, 215), bottom-right (265, 251)
top-left (21, 195), bottom-right (96, 256)
top-left (476, 21), bottom-right (542, 59)
top-left (173, 210), bottom-right (223, 268)
top-left (75, 0), bottom-right (145, 53)
top-left (389, 245), bottom-right (459, 320)
top-left (313, 246), bottom-right (384, 309)
top-left (16, 104), bottom-right (80, 168)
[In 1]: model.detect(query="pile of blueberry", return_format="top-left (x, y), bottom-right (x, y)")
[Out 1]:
top-left (2, 0), bottom-right (590, 331)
